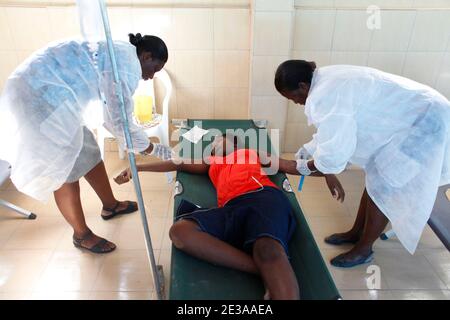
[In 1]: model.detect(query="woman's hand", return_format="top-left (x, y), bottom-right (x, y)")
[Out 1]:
top-left (324, 174), bottom-right (345, 202)
top-left (114, 167), bottom-right (133, 185)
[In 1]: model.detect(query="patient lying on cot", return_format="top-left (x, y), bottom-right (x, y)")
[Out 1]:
top-left (115, 134), bottom-right (345, 300)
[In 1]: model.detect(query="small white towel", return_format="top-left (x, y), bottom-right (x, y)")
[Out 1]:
top-left (182, 125), bottom-right (209, 144)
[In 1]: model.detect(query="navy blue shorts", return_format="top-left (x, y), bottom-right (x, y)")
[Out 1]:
top-left (176, 187), bottom-right (297, 255)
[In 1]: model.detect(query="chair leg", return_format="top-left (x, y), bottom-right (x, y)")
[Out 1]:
top-left (159, 128), bottom-right (173, 183)
top-left (0, 199), bottom-right (36, 219)
top-left (118, 144), bottom-right (126, 160)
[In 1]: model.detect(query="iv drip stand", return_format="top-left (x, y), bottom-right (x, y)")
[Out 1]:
top-left (97, 0), bottom-right (165, 300)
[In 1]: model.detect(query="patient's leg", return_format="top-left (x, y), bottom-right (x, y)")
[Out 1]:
top-left (84, 161), bottom-right (133, 213)
top-left (253, 237), bottom-right (299, 300)
top-left (169, 219), bottom-right (259, 274)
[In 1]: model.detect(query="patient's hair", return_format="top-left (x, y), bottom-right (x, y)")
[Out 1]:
top-left (129, 33), bottom-right (168, 62)
top-left (274, 60), bottom-right (316, 92)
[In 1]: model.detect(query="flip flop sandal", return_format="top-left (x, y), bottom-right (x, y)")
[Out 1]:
top-left (73, 231), bottom-right (116, 254)
top-left (324, 233), bottom-right (359, 245)
top-left (330, 251), bottom-right (374, 268)
top-left (101, 200), bottom-right (138, 221)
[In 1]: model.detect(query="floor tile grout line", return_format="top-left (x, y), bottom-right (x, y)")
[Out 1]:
top-left (421, 251), bottom-right (450, 290)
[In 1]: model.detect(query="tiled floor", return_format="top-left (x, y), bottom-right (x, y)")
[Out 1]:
top-left (0, 151), bottom-right (448, 300)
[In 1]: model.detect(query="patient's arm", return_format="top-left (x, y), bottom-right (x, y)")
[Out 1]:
top-left (139, 160), bottom-right (209, 174)
top-left (258, 152), bottom-right (345, 202)
top-left (258, 151), bottom-right (323, 176)
top-left (114, 159), bottom-right (209, 185)
top-left (278, 158), bottom-right (345, 201)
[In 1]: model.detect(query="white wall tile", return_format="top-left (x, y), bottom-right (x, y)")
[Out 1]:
top-left (293, 9), bottom-right (335, 51)
top-left (402, 52), bottom-right (443, 87)
top-left (177, 87), bottom-right (214, 119)
top-left (5, 7), bottom-right (52, 51)
top-left (253, 11), bottom-right (292, 55)
top-left (370, 10), bottom-right (415, 51)
top-left (0, 8), bottom-right (14, 51)
top-left (295, 0), bottom-right (335, 7)
top-left (333, 0), bottom-right (414, 8)
top-left (251, 96), bottom-right (288, 130)
top-left (131, 8), bottom-right (173, 48)
top-left (413, 0), bottom-right (450, 8)
top-left (106, 0), bottom-right (132, 3)
top-left (173, 51), bottom-right (214, 88)
top-left (284, 122), bottom-right (316, 152)
top-left (409, 10), bottom-right (450, 52)
top-left (332, 10), bottom-right (373, 51)
top-left (214, 88), bottom-right (249, 119)
top-left (214, 51), bottom-right (250, 88)
top-left (434, 51), bottom-right (450, 99)
top-left (161, 49), bottom-right (177, 75)
top-left (15, 50), bottom-right (35, 65)
top-left (47, 6), bottom-right (79, 41)
top-left (172, 8), bottom-right (213, 50)
top-left (292, 50), bottom-right (332, 67)
top-left (367, 52), bottom-right (405, 75)
top-left (214, 8), bottom-right (250, 50)
top-left (106, 7), bottom-right (133, 41)
top-left (251, 55), bottom-right (289, 96)
top-left (331, 51), bottom-right (369, 65)
top-left (255, 0), bottom-right (293, 11)
top-left (287, 101), bottom-right (308, 123)
top-left (0, 51), bottom-right (18, 90)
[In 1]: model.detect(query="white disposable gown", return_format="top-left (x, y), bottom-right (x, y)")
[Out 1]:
top-left (302, 65), bottom-right (450, 254)
top-left (0, 39), bottom-right (149, 202)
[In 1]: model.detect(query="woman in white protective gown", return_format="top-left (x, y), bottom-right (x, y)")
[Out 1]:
top-left (274, 60), bottom-right (450, 267)
top-left (0, 33), bottom-right (171, 253)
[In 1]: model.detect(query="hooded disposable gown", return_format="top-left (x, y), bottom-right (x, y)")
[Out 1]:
top-left (0, 39), bottom-right (149, 202)
top-left (302, 65), bottom-right (450, 254)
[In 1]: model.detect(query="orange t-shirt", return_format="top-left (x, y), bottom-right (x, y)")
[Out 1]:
top-left (208, 149), bottom-right (278, 207)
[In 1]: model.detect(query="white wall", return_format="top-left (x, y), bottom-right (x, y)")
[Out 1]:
top-left (284, 0), bottom-right (450, 152)
top-left (0, 0), bottom-right (252, 124)
top-left (0, 0), bottom-right (449, 153)
top-left (249, 0), bottom-right (295, 151)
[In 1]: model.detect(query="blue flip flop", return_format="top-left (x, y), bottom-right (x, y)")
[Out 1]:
top-left (330, 251), bottom-right (374, 268)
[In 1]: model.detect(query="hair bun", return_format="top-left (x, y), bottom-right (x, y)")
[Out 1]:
top-left (128, 33), bottom-right (143, 46)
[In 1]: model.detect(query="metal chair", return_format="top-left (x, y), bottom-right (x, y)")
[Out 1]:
top-left (0, 160), bottom-right (36, 219)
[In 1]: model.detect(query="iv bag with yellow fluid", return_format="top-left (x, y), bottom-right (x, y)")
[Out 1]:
top-left (133, 79), bottom-right (155, 124)
top-left (134, 95), bottom-right (153, 124)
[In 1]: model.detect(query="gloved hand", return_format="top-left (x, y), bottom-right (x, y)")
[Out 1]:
top-left (295, 147), bottom-right (311, 160)
top-left (150, 143), bottom-right (174, 161)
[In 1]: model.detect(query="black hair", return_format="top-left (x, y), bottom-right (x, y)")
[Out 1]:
top-left (128, 33), bottom-right (168, 62)
top-left (274, 60), bottom-right (316, 92)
